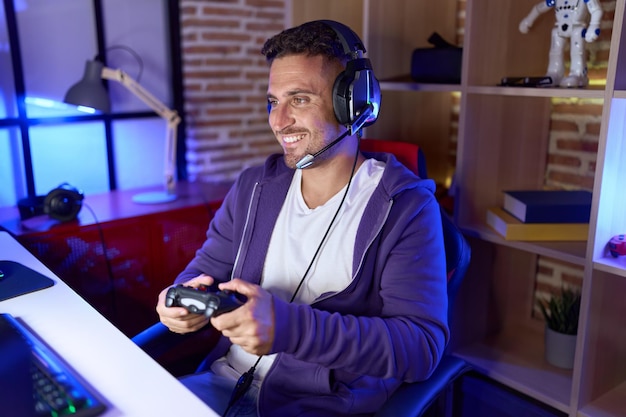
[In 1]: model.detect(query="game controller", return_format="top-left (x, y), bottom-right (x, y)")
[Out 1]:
top-left (165, 284), bottom-right (246, 317)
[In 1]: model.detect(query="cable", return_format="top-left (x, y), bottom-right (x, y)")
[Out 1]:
top-left (82, 202), bottom-right (117, 324)
top-left (289, 136), bottom-right (360, 304)
top-left (224, 360), bottom-right (259, 416)
top-left (104, 44), bottom-right (144, 82)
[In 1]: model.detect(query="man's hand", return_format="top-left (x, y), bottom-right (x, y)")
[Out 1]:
top-left (210, 278), bottom-right (275, 356)
top-left (156, 274), bottom-right (214, 334)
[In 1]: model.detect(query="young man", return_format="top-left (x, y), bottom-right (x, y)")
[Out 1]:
top-left (156, 20), bottom-right (448, 416)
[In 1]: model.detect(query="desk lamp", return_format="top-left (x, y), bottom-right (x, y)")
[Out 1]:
top-left (64, 59), bottom-right (180, 204)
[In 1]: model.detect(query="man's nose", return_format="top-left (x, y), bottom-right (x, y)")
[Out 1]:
top-left (270, 104), bottom-right (294, 131)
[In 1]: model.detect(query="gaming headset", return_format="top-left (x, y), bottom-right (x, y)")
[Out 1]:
top-left (319, 19), bottom-right (381, 133)
top-left (17, 183), bottom-right (84, 222)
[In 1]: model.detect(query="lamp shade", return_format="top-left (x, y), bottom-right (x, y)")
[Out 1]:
top-left (64, 60), bottom-right (111, 113)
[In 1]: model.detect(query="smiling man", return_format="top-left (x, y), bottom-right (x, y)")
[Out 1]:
top-left (155, 20), bottom-right (448, 417)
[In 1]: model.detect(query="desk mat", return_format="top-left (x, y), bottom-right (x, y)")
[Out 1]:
top-left (0, 260), bottom-right (55, 302)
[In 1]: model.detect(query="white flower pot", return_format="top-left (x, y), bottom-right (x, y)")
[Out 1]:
top-left (544, 326), bottom-right (577, 369)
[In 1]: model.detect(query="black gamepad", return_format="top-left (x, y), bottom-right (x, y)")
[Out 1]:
top-left (165, 284), bottom-right (246, 317)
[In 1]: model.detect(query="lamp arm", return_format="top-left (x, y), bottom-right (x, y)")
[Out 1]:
top-left (101, 67), bottom-right (180, 195)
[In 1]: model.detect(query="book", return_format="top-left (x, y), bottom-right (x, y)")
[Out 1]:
top-left (486, 207), bottom-right (589, 241)
top-left (503, 190), bottom-right (592, 223)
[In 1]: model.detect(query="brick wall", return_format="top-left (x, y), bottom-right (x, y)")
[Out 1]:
top-left (180, 0), bottom-right (287, 182)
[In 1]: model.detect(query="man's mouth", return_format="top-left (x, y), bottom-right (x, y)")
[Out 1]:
top-left (283, 133), bottom-right (306, 144)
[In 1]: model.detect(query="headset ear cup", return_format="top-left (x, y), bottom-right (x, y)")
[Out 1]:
top-left (316, 19), bottom-right (380, 129)
top-left (332, 70), bottom-right (351, 126)
top-left (43, 184), bottom-right (84, 222)
top-left (332, 60), bottom-right (381, 128)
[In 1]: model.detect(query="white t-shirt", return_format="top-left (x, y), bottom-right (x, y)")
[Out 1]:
top-left (211, 158), bottom-right (385, 383)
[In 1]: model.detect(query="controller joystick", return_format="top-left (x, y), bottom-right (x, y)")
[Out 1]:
top-left (165, 284), bottom-right (246, 317)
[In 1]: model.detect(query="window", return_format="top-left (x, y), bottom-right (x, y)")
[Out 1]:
top-left (0, 0), bottom-right (184, 208)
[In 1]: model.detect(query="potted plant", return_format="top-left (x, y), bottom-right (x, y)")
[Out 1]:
top-left (537, 287), bottom-right (581, 369)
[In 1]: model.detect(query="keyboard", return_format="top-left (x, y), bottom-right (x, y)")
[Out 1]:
top-left (0, 313), bottom-right (107, 417)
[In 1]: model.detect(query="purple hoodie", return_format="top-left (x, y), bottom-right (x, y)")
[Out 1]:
top-left (175, 151), bottom-right (449, 416)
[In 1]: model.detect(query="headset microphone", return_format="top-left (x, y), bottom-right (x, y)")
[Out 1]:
top-left (296, 130), bottom-right (349, 169)
top-left (295, 104), bottom-right (373, 169)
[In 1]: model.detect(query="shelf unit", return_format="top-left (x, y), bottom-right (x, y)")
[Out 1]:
top-left (291, 0), bottom-right (626, 416)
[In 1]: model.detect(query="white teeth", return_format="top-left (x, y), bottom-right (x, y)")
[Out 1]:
top-left (283, 134), bottom-right (305, 143)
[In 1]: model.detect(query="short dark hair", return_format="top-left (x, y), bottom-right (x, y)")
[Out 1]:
top-left (261, 21), bottom-right (347, 65)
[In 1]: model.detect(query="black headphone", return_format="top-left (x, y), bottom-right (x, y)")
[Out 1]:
top-left (319, 19), bottom-right (381, 131)
top-left (17, 183), bottom-right (84, 222)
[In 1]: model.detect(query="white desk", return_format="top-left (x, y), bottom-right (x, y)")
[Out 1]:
top-left (0, 231), bottom-right (218, 416)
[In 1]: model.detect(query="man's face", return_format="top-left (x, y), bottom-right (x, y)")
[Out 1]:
top-left (267, 54), bottom-right (345, 169)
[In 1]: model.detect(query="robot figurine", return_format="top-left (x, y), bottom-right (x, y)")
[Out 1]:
top-left (519, 0), bottom-right (603, 88)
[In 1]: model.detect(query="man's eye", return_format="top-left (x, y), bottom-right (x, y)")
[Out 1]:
top-left (292, 97), bottom-right (308, 105)
top-left (267, 99), bottom-right (278, 109)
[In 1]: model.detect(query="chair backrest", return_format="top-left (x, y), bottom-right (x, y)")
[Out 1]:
top-left (360, 138), bottom-right (470, 317)
top-left (440, 211), bottom-right (470, 327)
top-left (360, 138), bottom-right (428, 179)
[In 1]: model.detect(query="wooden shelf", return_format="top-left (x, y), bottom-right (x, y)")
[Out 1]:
top-left (380, 76), bottom-right (461, 93)
top-left (593, 258), bottom-right (626, 278)
top-left (466, 85), bottom-right (606, 99)
top-left (462, 223), bottom-right (588, 266)
top-left (454, 322), bottom-right (572, 414)
top-left (579, 381), bottom-right (626, 417)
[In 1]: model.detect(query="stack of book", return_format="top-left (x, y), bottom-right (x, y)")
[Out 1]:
top-left (486, 190), bottom-right (592, 241)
